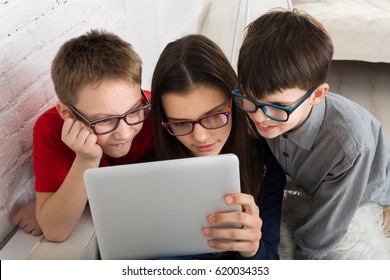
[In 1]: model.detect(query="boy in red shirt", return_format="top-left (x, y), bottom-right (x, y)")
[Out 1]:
top-left (13, 30), bottom-right (153, 242)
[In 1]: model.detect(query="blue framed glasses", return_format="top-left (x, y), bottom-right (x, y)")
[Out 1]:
top-left (231, 84), bottom-right (317, 122)
top-left (68, 89), bottom-right (151, 135)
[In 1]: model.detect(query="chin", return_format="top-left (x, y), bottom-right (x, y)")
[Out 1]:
top-left (257, 130), bottom-right (282, 139)
top-left (195, 148), bottom-right (223, 157)
top-left (104, 147), bottom-right (131, 159)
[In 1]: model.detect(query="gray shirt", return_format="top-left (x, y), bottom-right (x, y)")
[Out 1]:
top-left (266, 92), bottom-right (390, 259)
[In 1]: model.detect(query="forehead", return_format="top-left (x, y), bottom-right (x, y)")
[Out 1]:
top-left (250, 87), bottom-right (307, 104)
top-left (75, 79), bottom-right (141, 115)
top-left (162, 85), bottom-right (228, 119)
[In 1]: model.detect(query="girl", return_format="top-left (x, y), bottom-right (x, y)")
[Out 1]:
top-left (151, 34), bottom-right (285, 259)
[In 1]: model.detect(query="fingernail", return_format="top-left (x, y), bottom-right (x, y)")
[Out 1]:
top-left (225, 196), bottom-right (233, 204)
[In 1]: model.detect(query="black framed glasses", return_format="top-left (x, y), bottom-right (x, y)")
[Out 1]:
top-left (231, 84), bottom-right (317, 122)
top-left (68, 89), bottom-right (151, 135)
top-left (161, 99), bottom-right (232, 136)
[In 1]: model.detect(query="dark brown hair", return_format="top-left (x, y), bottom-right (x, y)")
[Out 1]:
top-left (151, 34), bottom-right (265, 199)
top-left (238, 9), bottom-right (334, 98)
top-left (51, 29), bottom-right (142, 104)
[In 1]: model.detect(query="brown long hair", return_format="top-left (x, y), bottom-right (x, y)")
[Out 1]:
top-left (151, 34), bottom-right (265, 199)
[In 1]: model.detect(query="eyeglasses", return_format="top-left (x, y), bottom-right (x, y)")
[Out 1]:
top-left (68, 89), bottom-right (151, 135)
top-left (231, 84), bottom-right (317, 122)
top-left (161, 99), bottom-right (232, 136)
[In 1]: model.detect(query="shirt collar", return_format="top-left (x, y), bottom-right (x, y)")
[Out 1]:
top-left (284, 98), bottom-right (326, 150)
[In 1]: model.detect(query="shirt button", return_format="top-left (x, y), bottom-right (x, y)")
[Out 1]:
top-left (283, 152), bottom-right (289, 157)
top-left (282, 134), bottom-right (288, 139)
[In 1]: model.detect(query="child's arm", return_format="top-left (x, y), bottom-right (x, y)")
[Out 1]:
top-left (11, 200), bottom-right (42, 236)
top-left (36, 118), bottom-right (102, 242)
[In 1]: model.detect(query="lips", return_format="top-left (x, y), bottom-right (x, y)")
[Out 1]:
top-left (112, 138), bottom-right (132, 147)
top-left (195, 143), bottom-right (215, 153)
top-left (256, 122), bottom-right (276, 132)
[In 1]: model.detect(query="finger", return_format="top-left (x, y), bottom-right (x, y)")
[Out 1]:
top-left (10, 212), bottom-right (22, 225)
top-left (83, 134), bottom-right (102, 157)
top-left (63, 119), bottom-right (90, 143)
top-left (84, 133), bottom-right (98, 149)
top-left (31, 228), bottom-right (43, 236)
top-left (203, 226), bottom-right (261, 242)
top-left (62, 119), bottom-right (82, 145)
top-left (62, 118), bottom-right (77, 137)
top-left (225, 193), bottom-right (259, 216)
top-left (76, 126), bottom-right (94, 144)
top-left (66, 126), bottom-right (94, 152)
top-left (208, 211), bottom-right (260, 229)
top-left (22, 223), bottom-right (34, 234)
top-left (208, 211), bottom-right (243, 226)
top-left (208, 239), bottom-right (259, 256)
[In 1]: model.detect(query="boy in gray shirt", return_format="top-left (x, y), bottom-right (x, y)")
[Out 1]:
top-left (233, 10), bottom-right (390, 259)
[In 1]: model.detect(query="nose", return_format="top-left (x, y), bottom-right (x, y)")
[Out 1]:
top-left (251, 109), bottom-right (270, 123)
top-left (190, 123), bottom-right (209, 142)
top-left (112, 119), bottom-right (133, 140)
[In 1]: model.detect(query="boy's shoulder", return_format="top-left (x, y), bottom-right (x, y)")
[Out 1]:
top-left (324, 92), bottom-right (379, 126)
top-left (322, 92), bottom-right (382, 148)
top-left (34, 106), bottom-right (63, 136)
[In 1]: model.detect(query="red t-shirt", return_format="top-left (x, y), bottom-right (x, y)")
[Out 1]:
top-left (33, 90), bottom-right (154, 192)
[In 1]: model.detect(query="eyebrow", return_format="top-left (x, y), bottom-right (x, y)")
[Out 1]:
top-left (89, 97), bottom-right (143, 120)
top-left (166, 100), bottom-right (228, 122)
top-left (268, 97), bottom-right (303, 107)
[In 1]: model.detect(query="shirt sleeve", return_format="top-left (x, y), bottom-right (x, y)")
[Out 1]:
top-left (234, 147), bottom-right (286, 260)
top-left (33, 109), bottom-right (76, 192)
top-left (294, 149), bottom-right (373, 259)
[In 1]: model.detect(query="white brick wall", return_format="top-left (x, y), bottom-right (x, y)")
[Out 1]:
top-left (0, 0), bottom-right (132, 245)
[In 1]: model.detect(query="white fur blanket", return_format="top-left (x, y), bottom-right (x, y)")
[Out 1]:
top-left (279, 190), bottom-right (390, 259)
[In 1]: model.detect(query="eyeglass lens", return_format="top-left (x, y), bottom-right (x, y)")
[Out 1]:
top-left (93, 107), bottom-right (150, 134)
top-left (234, 96), bottom-right (288, 121)
top-left (167, 113), bottom-right (229, 136)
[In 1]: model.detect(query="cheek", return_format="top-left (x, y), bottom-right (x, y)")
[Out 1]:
top-left (131, 123), bottom-right (143, 134)
top-left (95, 134), bottom-right (109, 146)
top-left (247, 113), bottom-right (257, 124)
top-left (221, 122), bottom-right (232, 140)
top-left (285, 106), bottom-right (310, 130)
top-left (175, 135), bottom-right (191, 148)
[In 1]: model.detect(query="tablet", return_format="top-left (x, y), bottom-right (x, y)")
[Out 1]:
top-left (84, 153), bottom-right (241, 260)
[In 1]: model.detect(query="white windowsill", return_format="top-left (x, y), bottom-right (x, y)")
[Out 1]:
top-left (0, 206), bottom-right (99, 260)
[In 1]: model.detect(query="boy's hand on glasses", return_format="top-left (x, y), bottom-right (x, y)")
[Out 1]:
top-left (202, 193), bottom-right (262, 258)
top-left (61, 117), bottom-right (103, 161)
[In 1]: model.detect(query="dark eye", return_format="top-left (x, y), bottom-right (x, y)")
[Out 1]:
top-left (99, 118), bottom-right (115, 124)
top-left (273, 103), bottom-right (288, 108)
top-left (95, 118), bottom-right (117, 127)
top-left (171, 122), bottom-right (190, 128)
top-left (127, 108), bottom-right (141, 115)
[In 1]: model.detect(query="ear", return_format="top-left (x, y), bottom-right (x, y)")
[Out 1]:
top-left (309, 83), bottom-right (329, 106)
top-left (56, 101), bottom-right (73, 121)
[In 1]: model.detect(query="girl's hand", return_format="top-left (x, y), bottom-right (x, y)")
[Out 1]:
top-left (61, 118), bottom-right (103, 161)
top-left (202, 193), bottom-right (262, 258)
